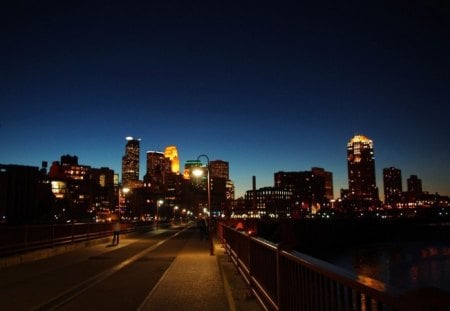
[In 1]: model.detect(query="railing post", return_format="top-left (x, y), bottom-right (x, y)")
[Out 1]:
top-left (71, 221), bottom-right (74, 242)
top-left (24, 224), bottom-right (29, 249)
top-left (247, 232), bottom-right (252, 280)
top-left (276, 243), bottom-right (281, 310)
top-left (51, 223), bottom-right (54, 247)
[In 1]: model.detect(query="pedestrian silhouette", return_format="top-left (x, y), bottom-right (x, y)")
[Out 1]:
top-left (197, 216), bottom-right (208, 240)
top-left (112, 221), bottom-right (121, 245)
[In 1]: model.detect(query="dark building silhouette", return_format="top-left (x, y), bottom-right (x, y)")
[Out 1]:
top-left (311, 167), bottom-right (334, 200)
top-left (144, 151), bottom-right (171, 192)
top-left (407, 174), bottom-right (422, 194)
top-left (0, 164), bottom-right (53, 224)
top-left (210, 160), bottom-right (229, 180)
top-left (347, 134), bottom-right (379, 209)
top-left (383, 167), bottom-right (403, 205)
top-left (274, 169), bottom-right (330, 211)
top-left (407, 174), bottom-right (423, 202)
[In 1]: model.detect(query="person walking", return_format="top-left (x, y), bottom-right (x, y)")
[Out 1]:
top-left (112, 221), bottom-right (121, 245)
top-left (197, 216), bottom-right (208, 240)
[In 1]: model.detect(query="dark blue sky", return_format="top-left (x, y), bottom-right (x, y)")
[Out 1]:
top-left (2, 1), bottom-right (450, 198)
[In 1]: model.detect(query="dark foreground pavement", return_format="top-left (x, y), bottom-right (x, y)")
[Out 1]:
top-left (137, 227), bottom-right (261, 311)
top-left (0, 224), bottom-right (261, 311)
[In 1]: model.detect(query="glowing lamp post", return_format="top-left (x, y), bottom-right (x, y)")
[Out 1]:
top-left (119, 187), bottom-right (130, 220)
top-left (156, 199), bottom-right (163, 230)
top-left (173, 205), bottom-right (179, 223)
top-left (192, 154), bottom-right (213, 256)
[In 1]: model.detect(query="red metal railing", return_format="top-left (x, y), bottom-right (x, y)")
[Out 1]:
top-left (217, 222), bottom-right (420, 311)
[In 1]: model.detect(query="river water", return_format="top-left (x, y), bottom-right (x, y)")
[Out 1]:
top-left (317, 240), bottom-right (450, 293)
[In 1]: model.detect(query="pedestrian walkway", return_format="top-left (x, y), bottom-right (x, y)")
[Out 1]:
top-left (137, 228), bottom-right (261, 311)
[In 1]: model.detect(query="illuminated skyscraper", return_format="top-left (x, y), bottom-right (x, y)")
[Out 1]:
top-left (164, 146), bottom-right (180, 174)
top-left (347, 134), bottom-right (379, 206)
top-left (121, 137), bottom-right (140, 187)
top-left (383, 167), bottom-right (402, 204)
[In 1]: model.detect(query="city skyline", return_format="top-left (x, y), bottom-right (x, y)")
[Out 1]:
top-left (1, 133), bottom-right (447, 201)
top-left (2, 1), bottom-right (449, 199)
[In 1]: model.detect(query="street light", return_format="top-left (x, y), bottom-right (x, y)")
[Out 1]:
top-left (192, 154), bottom-right (213, 256)
top-left (173, 205), bottom-right (179, 224)
top-left (118, 187), bottom-right (130, 221)
top-left (156, 199), bottom-right (163, 230)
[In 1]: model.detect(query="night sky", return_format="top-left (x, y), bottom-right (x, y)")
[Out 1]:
top-left (2, 1), bottom-right (450, 199)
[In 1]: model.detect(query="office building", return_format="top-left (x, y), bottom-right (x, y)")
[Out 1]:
top-left (311, 167), bottom-right (334, 200)
top-left (144, 151), bottom-right (171, 191)
top-left (121, 137), bottom-right (141, 187)
top-left (244, 187), bottom-right (293, 218)
top-left (383, 167), bottom-right (402, 205)
top-left (210, 160), bottom-right (229, 179)
top-left (407, 175), bottom-right (422, 196)
top-left (164, 145), bottom-right (180, 174)
top-left (347, 134), bottom-right (379, 207)
top-left (274, 169), bottom-right (329, 203)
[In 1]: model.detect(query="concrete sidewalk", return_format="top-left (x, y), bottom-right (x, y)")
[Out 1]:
top-left (137, 229), bottom-right (261, 311)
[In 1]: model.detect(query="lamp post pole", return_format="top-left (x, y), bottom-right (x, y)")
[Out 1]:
top-left (120, 187), bottom-right (130, 221)
top-left (156, 200), bottom-right (163, 230)
top-left (196, 154), bottom-right (213, 256)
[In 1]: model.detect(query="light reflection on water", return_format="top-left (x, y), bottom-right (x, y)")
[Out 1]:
top-left (321, 241), bottom-right (450, 293)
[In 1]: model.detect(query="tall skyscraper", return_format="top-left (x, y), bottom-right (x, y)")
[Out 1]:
top-left (144, 151), bottom-right (171, 189)
top-left (347, 134), bottom-right (379, 206)
top-left (164, 146), bottom-right (180, 174)
top-left (383, 167), bottom-right (402, 204)
top-left (121, 137), bottom-right (140, 187)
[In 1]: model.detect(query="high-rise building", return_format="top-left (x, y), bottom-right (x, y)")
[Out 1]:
top-left (312, 167), bottom-right (334, 200)
top-left (383, 167), bottom-right (402, 204)
top-left (144, 151), bottom-right (171, 190)
top-left (209, 160), bottom-right (229, 179)
top-left (347, 134), bottom-right (379, 206)
top-left (164, 146), bottom-right (180, 174)
top-left (121, 137), bottom-right (140, 187)
top-left (407, 175), bottom-right (422, 195)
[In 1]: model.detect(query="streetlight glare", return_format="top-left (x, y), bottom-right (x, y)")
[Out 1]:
top-left (192, 167), bottom-right (204, 177)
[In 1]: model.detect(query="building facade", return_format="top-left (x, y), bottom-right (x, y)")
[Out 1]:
top-left (244, 187), bottom-right (293, 218)
top-left (144, 151), bottom-right (171, 192)
top-left (383, 167), bottom-right (402, 205)
top-left (209, 160), bottom-right (229, 179)
top-left (121, 137), bottom-right (140, 187)
top-left (274, 169), bottom-right (329, 203)
top-left (407, 174), bottom-right (423, 201)
top-left (164, 145), bottom-right (180, 174)
top-left (311, 167), bottom-right (334, 200)
top-left (347, 134), bottom-right (379, 208)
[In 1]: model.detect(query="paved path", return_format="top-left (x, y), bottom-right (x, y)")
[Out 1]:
top-left (138, 234), bottom-right (229, 311)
